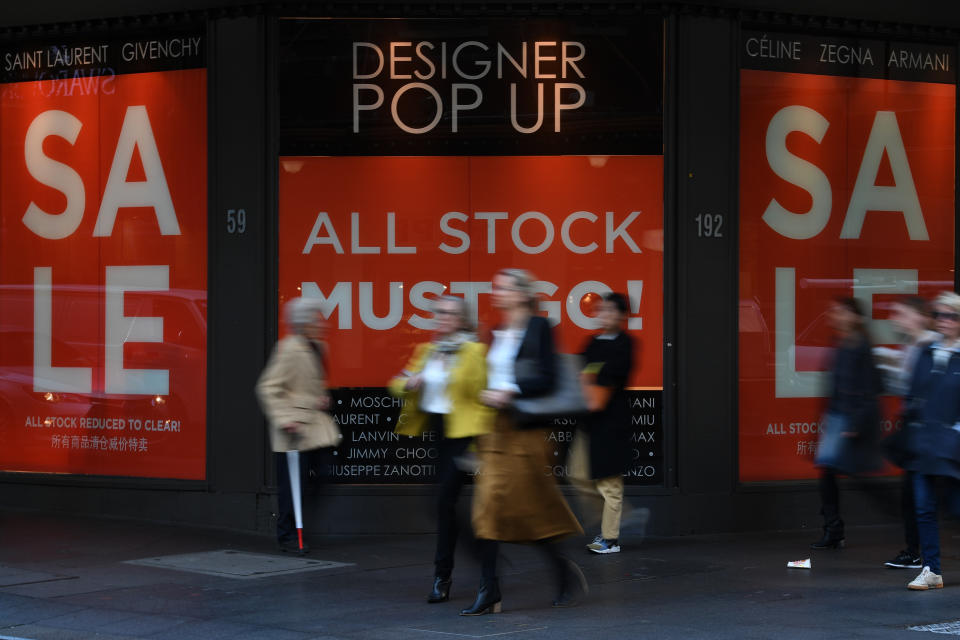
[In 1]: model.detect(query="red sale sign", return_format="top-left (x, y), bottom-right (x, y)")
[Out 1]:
top-left (0, 67), bottom-right (207, 479)
top-left (739, 68), bottom-right (955, 481)
top-left (279, 155), bottom-right (663, 389)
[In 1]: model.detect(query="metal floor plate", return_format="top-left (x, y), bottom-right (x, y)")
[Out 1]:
top-left (124, 549), bottom-right (353, 579)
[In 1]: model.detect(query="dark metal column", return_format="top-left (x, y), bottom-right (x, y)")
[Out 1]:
top-left (674, 14), bottom-right (739, 513)
top-left (208, 15), bottom-right (270, 523)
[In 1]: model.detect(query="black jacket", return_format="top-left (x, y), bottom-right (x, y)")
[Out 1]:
top-left (581, 332), bottom-right (634, 479)
top-left (822, 333), bottom-right (883, 475)
top-left (513, 315), bottom-right (557, 399)
top-left (827, 333), bottom-right (882, 436)
top-left (904, 342), bottom-right (960, 479)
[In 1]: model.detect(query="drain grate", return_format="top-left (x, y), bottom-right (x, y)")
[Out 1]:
top-left (910, 621), bottom-right (960, 635)
top-left (125, 549), bottom-right (353, 579)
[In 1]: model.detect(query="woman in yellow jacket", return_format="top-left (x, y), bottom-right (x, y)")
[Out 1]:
top-left (389, 295), bottom-right (493, 604)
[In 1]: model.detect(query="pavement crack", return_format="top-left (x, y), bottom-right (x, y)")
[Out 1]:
top-left (0, 575), bottom-right (78, 588)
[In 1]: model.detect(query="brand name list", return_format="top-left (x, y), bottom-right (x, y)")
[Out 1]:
top-left (3, 37), bottom-right (202, 74)
top-left (743, 33), bottom-right (952, 75)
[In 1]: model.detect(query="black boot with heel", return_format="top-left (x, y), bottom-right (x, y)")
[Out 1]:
top-left (552, 558), bottom-right (589, 607)
top-left (427, 576), bottom-right (452, 603)
top-left (810, 518), bottom-right (845, 549)
top-left (459, 578), bottom-right (502, 615)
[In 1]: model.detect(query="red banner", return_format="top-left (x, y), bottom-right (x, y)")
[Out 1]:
top-left (279, 155), bottom-right (663, 389)
top-left (739, 69), bottom-right (955, 481)
top-left (0, 68), bottom-right (208, 479)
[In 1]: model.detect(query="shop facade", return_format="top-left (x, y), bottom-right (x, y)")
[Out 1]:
top-left (0, 0), bottom-right (955, 536)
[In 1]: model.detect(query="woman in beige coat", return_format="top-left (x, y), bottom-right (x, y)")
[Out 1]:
top-left (256, 297), bottom-right (340, 553)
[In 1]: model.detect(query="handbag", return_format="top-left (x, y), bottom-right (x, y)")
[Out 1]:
top-left (512, 353), bottom-right (588, 425)
top-left (813, 411), bottom-right (849, 469)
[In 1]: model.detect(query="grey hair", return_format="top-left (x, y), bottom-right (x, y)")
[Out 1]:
top-left (936, 291), bottom-right (960, 315)
top-left (433, 295), bottom-right (475, 332)
top-left (498, 268), bottom-right (538, 310)
top-left (284, 297), bottom-right (324, 333)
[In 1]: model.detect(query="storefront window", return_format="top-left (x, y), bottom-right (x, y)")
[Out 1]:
top-left (738, 31), bottom-right (956, 481)
top-left (0, 32), bottom-right (208, 479)
top-left (278, 17), bottom-right (665, 484)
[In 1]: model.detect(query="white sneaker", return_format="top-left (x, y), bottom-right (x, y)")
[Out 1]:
top-left (908, 566), bottom-right (944, 590)
top-left (586, 538), bottom-right (621, 554)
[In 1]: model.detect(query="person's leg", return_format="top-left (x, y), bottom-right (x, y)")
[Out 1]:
top-left (912, 473), bottom-right (941, 574)
top-left (304, 445), bottom-right (331, 490)
top-left (460, 539), bottom-right (502, 615)
top-left (597, 475), bottom-right (625, 543)
top-left (568, 432), bottom-right (603, 534)
top-left (903, 471), bottom-right (920, 556)
top-left (812, 470), bottom-right (844, 548)
top-left (538, 539), bottom-right (568, 591)
top-left (538, 539), bottom-right (587, 607)
top-left (819, 470), bottom-right (840, 524)
top-left (434, 432), bottom-right (470, 579)
top-left (275, 452), bottom-right (296, 546)
top-left (478, 539), bottom-right (498, 581)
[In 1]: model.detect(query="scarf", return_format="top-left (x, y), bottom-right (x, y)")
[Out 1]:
top-left (433, 330), bottom-right (475, 355)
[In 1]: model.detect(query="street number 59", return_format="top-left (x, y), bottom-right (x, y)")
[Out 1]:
top-left (226, 208), bottom-right (246, 234)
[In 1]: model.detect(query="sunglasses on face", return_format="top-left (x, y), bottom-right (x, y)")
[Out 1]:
top-left (933, 311), bottom-right (960, 321)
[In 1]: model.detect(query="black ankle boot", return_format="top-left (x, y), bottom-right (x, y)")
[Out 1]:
top-left (427, 576), bottom-right (451, 603)
top-left (552, 559), bottom-right (588, 607)
top-left (459, 578), bottom-right (502, 615)
top-left (810, 520), bottom-right (845, 549)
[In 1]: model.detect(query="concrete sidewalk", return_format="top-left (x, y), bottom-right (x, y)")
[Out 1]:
top-left (0, 510), bottom-right (958, 639)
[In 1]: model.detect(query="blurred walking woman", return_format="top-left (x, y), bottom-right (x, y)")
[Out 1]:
top-left (389, 296), bottom-right (492, 604)
top-left (903, 292), bottom-right (960, 590)
top-left (463, 269), bottom-right (584, 616)
top-left (256, 297), bottom-right (340, 553)
top-left (811, 297), bottom-right (883, 549)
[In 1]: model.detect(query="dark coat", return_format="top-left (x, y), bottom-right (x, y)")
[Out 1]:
top-left (580, 332), bottom-right (634, 479)
top-left (513, 315), bottom-right (557, 398)
top-left (904, 342), bottom-right (960, 480)
top-left (821, 333), bottom-right (883, 475)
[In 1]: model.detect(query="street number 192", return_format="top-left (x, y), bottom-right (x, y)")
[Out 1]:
top-left (695, 213), bottom-right (723, 238)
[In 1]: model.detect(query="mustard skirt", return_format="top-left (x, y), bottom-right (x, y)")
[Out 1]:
top-left (471, 412), bottom-right (582, 542)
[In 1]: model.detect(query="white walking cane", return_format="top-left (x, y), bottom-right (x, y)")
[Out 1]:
top-left (286, 450), bottom-right (305, 552)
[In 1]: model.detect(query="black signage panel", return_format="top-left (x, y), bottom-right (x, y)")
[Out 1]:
top-left (742, 31), bottom-right (955, 84)
top-left (327, 388), bottom-right (663, 485)
top-left (0, 31), bottom-right (205, 83)
top-left (279, 18), bottom-right (663, 155)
